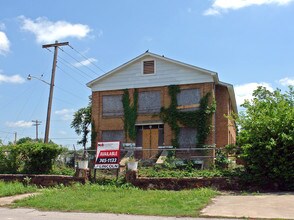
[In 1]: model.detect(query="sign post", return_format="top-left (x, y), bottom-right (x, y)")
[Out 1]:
top-left (95, 141), bottom-right (120, 169)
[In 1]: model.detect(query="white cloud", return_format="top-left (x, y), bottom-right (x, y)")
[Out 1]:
top-left (0, 23), bottom-right (6, 30)
top-left (279, 77), bottom-right (294, 86)
top-left (235, 82), bottom-right (273, 106)
top-left (6, 120), bottom-right (33, 128)
top-left (59, 130), bottom-right (67, 135)
top-left (204, 0), bottom-right (294, 15)
top-left (204, 8), bottom-right (221, 16)
top-left (19, 16), bottom-right (91, 43)
top-left (55, 108), bottom-right (75, 121)
top-left (0, 31), bottom-right (10, 55)
top-left (0, 74), bottom-right (25, 84)
top-left (73, 58), bottom-right (97, 67)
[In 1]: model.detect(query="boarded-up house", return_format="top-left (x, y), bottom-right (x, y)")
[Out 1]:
top-left (87, 52), bottom-right (237, 161)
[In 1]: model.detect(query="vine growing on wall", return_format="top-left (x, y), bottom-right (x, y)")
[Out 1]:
top-left (122, 89), bottom-right (138, 141)
top-left (159, 85), bottom-right (216, 148)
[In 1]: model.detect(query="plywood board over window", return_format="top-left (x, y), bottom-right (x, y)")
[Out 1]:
top-left (138, 91), bottom-right (161, 114)
top-left (179, 127), bottom-right (197, 148)
top-left (177, 88), bottom-right (200, 111)
top-left (102, 95), bottom-right (123, 116)
top-left (102, 130), bottom-right (124, 142)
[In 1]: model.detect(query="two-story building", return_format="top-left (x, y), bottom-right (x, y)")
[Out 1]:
top-left (87, 52), bottom-right (237, 161)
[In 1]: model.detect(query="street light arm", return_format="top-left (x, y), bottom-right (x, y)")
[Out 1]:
top-left (27, 74), bottom-right (51, 86)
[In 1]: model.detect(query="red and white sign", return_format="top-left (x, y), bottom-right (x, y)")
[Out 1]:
top-left (95, 141), bottom-right (120, 169)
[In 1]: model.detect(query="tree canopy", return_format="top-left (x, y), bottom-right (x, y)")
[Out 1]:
top-left (71, 100), bottom-right (91, 154)
top-left (238, 86), bottom-right (294, 190)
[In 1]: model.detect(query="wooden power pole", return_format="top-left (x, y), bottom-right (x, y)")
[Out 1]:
top-left (42, 41), bottom-right (69, 143)
top-left (32, 120), bottom-right (41, 141)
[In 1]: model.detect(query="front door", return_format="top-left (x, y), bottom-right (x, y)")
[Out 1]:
top-left (136, 124), bottom-right (164, 159)
top-left (142, 128), bottom-right (159, 159)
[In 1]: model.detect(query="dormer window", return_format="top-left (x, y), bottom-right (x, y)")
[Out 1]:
top-left (143, 60), bottom-right (155, 74)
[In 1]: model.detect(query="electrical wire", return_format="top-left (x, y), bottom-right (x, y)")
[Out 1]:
top-left (59, 47), bottom-right (99, 77)
top-left (56, 65), bottom-right (87, 87)
top-left (68, 44), bottom-right (106, 74)
top-left (57, 56), bottom-right (93, 80)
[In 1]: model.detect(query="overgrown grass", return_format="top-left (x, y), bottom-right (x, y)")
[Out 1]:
top-left (0, 181), bottom-right (37, 197)
top-left (14, 184), bottom-right (218, 217)
top-left (138, 167), bottom-right (224, 178)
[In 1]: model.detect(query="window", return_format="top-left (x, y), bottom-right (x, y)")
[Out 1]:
top-left (102, 95), bottom-right (123, 116)
top-left (178, 127), bottom-right (197, 148)
top-left (138, 91), bottom-right (161, 114)
top-left (143, 60), bottom-right (155, 74)
top-left (102, 130), bottom-right (124, 142)
top-left (177, 88), bottom-right (200, 111)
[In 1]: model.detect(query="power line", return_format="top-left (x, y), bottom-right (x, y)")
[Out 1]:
top-left (59, 47), bottom-right (99, 77)
top-left (57, 56), bottom-right (93, 80)
top-left (68, 44), bottom-right (106, 74)
top-left (56, 65), bottom-right (88, 87)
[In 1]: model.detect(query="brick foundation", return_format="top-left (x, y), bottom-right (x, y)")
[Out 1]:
top-left (126, 170), bottom-right (240, 190)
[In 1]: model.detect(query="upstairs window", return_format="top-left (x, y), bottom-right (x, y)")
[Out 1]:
top-left (102, 130), bottom-right (124, 142)
top-left (138, 91), bottom-right (161, 114)
top-left (102, 95), bottom-right (123, 116)
top-left (177, 88), bottom-right (200, 111)
top-left (143, 60), bottom-right (155, 74)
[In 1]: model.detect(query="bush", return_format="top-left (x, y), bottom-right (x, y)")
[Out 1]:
top-left (0, 142), bottom-right (62, 174)
top-left (238, 86), bottom-right (294, 190)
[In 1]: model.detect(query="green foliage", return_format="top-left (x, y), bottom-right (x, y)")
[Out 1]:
top-left (14, 183), bottom-right (217, 217)
top-left (139, 166), bottom-right (224, 178)
top-left (238, 86), bottom-right (294, 190)
top-left (0, 143), bottom-right (62, 174)
top-left (0, 181), bottom-right (37, 197)
top-left (16, 137), bottom-right (33, 145)
top-left (91, 120), bottom-right (98, 149)
top-left (122, 89), bottom-right (138, 141)
top-left (215, 149), bottom-right (230, 169)
top-left (160, 85), bottom-right (216, 147)
top-left (50, 165), bottom-right (75, 176)
top-left (71, 99), bottom-right (92, 153)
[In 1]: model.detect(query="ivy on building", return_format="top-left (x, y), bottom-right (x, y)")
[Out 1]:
top-left (159, 85), bottom-right (216, 148)
top-left (122, 89), bottom-right (138, 141)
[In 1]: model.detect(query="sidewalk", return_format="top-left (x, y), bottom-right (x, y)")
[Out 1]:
top-left (0, 193), bottom-right (38, 206)
top-left (200, 193), bottom-right (294, 219)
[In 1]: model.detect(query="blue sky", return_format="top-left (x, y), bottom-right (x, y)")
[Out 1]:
top-left (0, 0), bottom-right (293, 147)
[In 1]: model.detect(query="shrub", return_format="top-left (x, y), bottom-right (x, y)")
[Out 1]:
top-left (238, 86), bottom-right (294, 190)
top-left (0, 142), bottom-right (62, 174)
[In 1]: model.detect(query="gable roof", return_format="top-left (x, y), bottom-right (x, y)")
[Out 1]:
top-left (87, 51), bottom-right (237, 113)
top-left (87, 51), bottom-right (219, 87)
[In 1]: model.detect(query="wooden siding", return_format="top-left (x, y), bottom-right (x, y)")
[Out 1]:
top-left (90, 56), bottom-right (214, 92)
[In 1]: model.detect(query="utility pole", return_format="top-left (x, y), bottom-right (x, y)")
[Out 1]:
top-left (32, 120), bottom-right (41, 141)
top-left (14, 132), bottom-right (17, 145)
top-left (42, 41), bottom-right (69, 143)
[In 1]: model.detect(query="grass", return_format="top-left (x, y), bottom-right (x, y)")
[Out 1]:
top-left (138, 167), bottom-right (224, 178)
top-left (14, 184), bottom-right (218, 217)
top-left (0, 181), bottom-right (37, 197)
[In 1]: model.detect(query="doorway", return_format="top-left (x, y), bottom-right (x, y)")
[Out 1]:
top-left (136, 124), bottom-right (164, 159)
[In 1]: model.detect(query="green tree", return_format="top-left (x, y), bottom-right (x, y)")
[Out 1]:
top-left (71, 101), bottom-right (91, 157)
top-left (238, 86), bottom-right (294, 190)
top-left (16, 137), bottom-right (33, 145)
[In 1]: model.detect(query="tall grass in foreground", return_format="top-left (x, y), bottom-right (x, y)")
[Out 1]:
top-left (14, 184), bottom-right (218, 217)
top-left (0, 181), bottom-right (37, 197)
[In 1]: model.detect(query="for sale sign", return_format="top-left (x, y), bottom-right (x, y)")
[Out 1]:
top-left (95, 141), bottom-right (120, 169)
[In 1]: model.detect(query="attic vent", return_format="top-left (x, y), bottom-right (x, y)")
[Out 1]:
top-left (143, 60), bottom-right (155, 74)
